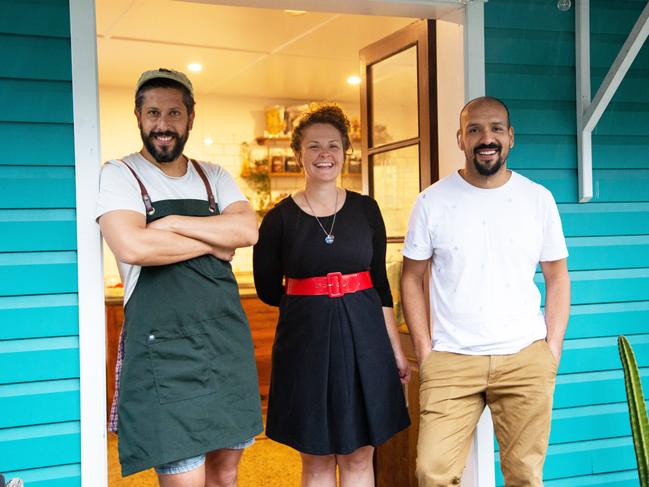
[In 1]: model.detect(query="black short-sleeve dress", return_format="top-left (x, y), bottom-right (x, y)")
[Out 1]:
top-left (253, 191), bottom-right (410, 455)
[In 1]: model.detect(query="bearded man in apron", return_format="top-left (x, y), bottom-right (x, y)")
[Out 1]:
top-left (97, 68), bottom-right (263, 486)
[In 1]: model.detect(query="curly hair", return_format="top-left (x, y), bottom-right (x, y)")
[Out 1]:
top-left (290, 104), bottom-right (352, 157)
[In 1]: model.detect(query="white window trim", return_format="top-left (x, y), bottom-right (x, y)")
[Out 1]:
top-left (69, 1), bottom-right (108, 486)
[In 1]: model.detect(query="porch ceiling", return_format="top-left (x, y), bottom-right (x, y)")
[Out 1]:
top-left (96, 0), bottom-right (457, 101)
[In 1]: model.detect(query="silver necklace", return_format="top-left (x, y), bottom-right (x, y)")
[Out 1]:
top-left (304, 189), bottom-right (339, 245)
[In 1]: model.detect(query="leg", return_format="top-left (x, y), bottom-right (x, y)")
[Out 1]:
top-left (156, 455), bottom-right (206, 487)
top-left (337, 445), bottom-right (375, 487)
top-left (205, 448), bottom-right (245, 487)
top-left (300, 453), bottom-right (337, 487)
top-left (487, 340), bottom-right (557, 487)
top-left (415, 351), bottom-right (488, 487)
top-left (158, 468), bottom-right (205, 487)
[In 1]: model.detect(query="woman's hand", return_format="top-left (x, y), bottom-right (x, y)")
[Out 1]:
top-left (395, 352), bottom-right (411, 384)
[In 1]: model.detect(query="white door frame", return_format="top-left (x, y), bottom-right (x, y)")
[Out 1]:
top-left (69, 1), bottom-right (489, 485)
top-left (460, 4), bottom-right (495, 487)
top-left (69, 1), bottom-right (107, 487)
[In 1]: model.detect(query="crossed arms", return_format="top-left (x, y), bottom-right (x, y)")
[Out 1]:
top-left (98, 200), bottom-right (258, 266)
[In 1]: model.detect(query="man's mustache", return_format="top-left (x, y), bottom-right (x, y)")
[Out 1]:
top-left (473, 143), bottom-right (501, 154)
top-left (149, 131), bottom-right (179, 139)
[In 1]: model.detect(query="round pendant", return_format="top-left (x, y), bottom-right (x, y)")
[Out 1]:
top-left (325, 234), bottom-right (335, 244)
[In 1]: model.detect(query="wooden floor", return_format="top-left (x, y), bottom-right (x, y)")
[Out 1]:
top-left (107, 431), bottom-right (301, 486)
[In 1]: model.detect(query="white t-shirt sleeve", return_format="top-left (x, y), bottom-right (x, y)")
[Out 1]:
top-left (539, 188), bottom-right (568, 262)
top-left (208, 163), bottom-right (248, 213)
top-left (403, 192), bottom-right (434, 261)
top-left (96, 160), bottom-right (146, 220)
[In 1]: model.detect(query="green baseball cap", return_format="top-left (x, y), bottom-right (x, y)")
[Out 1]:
top-left (135, 68), bottom-right (194, 97)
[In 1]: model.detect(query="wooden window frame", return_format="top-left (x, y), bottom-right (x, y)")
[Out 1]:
top-left (360, 19), bottom-right (439, 209)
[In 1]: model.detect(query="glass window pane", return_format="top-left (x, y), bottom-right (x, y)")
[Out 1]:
top-left (372, 144), bottom-right (419, 237)
top-left (370, 46), bottom-right (418, 146)
top-left (340, 147), bottom-right (363, 192)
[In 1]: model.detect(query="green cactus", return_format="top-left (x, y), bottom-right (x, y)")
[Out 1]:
top-left (618, 335), bottom-right (649, 486)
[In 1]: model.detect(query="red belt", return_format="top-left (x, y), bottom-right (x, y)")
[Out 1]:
top-left (285, 271), bottom-right (373, 298)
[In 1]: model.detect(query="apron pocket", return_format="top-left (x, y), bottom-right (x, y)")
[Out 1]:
top-left (149, 331), bottom-right (216, 405)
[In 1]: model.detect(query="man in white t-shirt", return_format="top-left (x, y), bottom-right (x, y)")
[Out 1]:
top-left (97, 69), bottom-right (262, 483)
top-left (401, 96), bottom-right (570, 486)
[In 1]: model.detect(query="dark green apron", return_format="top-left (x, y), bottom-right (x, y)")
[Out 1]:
top-left (116, 160), bottom-right (262, 476)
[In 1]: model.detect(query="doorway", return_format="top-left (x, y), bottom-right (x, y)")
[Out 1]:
top-left (92, 1), bottom-right (466, 485)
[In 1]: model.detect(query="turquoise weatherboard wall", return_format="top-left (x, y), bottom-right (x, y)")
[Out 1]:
top-left (0, 0), bottom-right (81, 485)
top-left (485, 0), bottom-right (649, 485)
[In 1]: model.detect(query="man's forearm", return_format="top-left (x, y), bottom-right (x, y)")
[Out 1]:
top-left (99, 210), bottom-right (217, 266)
top-left (119, 227), bottom-right (215, 266)
top-left (154, 203), bottom-right (258, 249)
top-left (541, 259), bottom-right (571, 362)
top-left (401, 263), bottom-right (432, 365)
top-left (545, 275), bottom-right (570, 347)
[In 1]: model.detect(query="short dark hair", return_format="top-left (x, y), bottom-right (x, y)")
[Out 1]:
top-left (459, 96), bottom-right (511, 128)
top-left (290, 104), bottom-right (352, 156)
top-left (135, 78), bottom-right (196, 114)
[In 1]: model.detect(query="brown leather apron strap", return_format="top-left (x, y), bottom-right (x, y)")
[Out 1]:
top-left (118, 158), bottom-right (217, 215)
top-left (190, 159), bottom-right (217, 213)
top-left (119, 160), bottom-right (156, 215)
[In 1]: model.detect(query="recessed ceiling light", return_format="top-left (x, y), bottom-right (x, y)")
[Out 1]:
top-left (284, 10), bottom-right (307, 16)
top-left (203, 136), bottom-right (214, 146)
top-left (188, 63), bottom-right (203, 72)
top-left (346, 75), bottom-right (361, 86)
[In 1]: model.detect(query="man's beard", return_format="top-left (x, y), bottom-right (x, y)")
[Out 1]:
top-left (141, 127), bottom-right (189, 163)
top-left (472, 143), bottom-right (504, 176)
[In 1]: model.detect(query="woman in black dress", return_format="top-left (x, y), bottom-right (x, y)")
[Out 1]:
top-left (253, 104), bottom-right (410, 486)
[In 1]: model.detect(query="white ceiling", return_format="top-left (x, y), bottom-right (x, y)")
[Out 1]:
top-left (95, 0), bottom-right (458, 102)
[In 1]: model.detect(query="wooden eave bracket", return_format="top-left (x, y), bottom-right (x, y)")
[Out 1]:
top-left (576, 0), bottom-right (649, 202)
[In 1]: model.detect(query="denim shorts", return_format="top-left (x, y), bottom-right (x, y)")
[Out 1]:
top-left (155, 437), bottom-right (255, 475)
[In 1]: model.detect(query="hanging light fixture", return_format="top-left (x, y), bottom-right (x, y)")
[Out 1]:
top-left (346, 75), bottom-right (361, 86)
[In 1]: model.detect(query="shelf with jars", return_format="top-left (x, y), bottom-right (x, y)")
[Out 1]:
top-left (251, 136), bottom-right (363, 178)
top-left (240, 137), bottom-right (363, 217)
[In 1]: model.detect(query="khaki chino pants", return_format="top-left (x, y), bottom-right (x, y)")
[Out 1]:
top-left (416, 340), bottom-right (558, 487)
